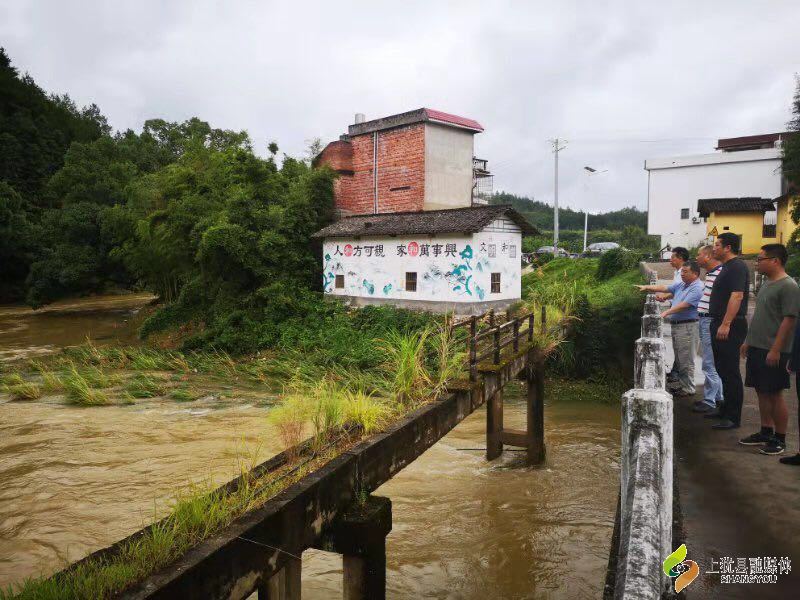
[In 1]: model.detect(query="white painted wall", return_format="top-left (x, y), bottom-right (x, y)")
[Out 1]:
top-left (645, 148), bottom-right (783, 250)
top-left (322, 222), bottom-right (521, 304)
top-left (423, 123), bottom-right (474, 210)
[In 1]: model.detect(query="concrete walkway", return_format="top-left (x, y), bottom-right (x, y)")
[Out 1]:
top-left (662, 313), bottom-right (800, 598)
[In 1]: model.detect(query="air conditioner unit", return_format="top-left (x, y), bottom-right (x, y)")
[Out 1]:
top-left (691, 217), bottom-right (700, 224)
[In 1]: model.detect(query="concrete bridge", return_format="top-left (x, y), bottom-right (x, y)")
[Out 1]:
top-left (45, 311), bottom-right (550, 600)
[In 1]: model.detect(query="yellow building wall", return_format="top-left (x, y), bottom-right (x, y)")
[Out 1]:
top-left (776, 196), bottom-right (798, 245)
top-left (705, 212), bottom-right (770, 254)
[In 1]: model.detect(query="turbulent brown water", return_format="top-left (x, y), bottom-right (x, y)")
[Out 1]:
top-left (0, 296), bottom-right (620, 599)
top-left (0, 294), bottom-right (154, 362)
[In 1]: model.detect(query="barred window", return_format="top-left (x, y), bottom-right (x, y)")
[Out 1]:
top-left (335, 274), bottom-right (344, 289)
top-left (680, 208), bottom-right (690, 219)
top-left (405, 272), bottom-right (417, 292)
top-left (491, 273), bottom-right (501, 294)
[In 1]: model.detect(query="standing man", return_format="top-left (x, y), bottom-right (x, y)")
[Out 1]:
top-left (667, 247), bottom-right (689, 381)
top-left (671, 247), bottom-right (689, 284)
top-left (636, 261), bottom-right (704, 396)
top-left (708, 232), bottom-right (750, 430)
top-left (738, 244), bottom-right (800, 454)
top-left (694, 245), bottom-right (724, 413)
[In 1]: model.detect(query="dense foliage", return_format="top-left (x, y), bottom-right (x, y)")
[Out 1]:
top-left (522, 257), bottom-right (643, 381)
top-left (489, 191), bottom-right (648, 230)
top-left (521, 225), bottom-right (660, 254)
top-left (785, 77), bottom-right (800, 246)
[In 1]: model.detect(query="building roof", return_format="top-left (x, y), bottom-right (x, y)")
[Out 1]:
top-left (348, 108), bottom-right (484, 136)
top-left (312, 204), bottom-right (537, 238)
top-left (716, 132), bottom-right (792, 152)
top-left (696, 197), bottom-right (775, 217)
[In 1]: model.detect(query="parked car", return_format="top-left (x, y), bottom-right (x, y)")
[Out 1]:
top-left (582, 241), bottom-right (621, 256)
top-left (535, 246), bottom-right (570, 257)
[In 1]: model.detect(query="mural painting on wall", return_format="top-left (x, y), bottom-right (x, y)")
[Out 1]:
top-left (323, 240), bottom-right (517, 297)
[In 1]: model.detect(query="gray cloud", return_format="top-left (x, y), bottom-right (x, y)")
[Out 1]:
top-left (2, 0), bottom-right (798, 213)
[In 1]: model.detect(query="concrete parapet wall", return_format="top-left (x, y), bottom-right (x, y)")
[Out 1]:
top-left (613, 283), bottom-right (673, 599)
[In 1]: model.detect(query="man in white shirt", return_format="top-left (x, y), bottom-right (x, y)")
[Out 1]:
top-left (666, 247), bottom-right (689, 381)
top-left (694, 245), bottom-right (723, 413)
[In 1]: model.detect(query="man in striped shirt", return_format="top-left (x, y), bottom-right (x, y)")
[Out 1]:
top-left (694, 245), bottom-right (724, 413)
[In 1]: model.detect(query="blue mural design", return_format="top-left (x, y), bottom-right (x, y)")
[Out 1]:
top-left (475, 284), bottom-right (485, 300)
top-left (446, 245), bottom-right (475, 297)
top-left (383, 283), bottom-right (392, 295)
top-left (362, 279), bottom-right (375, 295)
top-left (322, 253), bottom-right (335, 292)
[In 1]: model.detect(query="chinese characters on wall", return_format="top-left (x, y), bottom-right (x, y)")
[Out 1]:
top-left (330, 241), bottom-right (517, 259)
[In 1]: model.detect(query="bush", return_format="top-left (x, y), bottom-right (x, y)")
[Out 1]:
top-left (596, 248), bottom-right (643, 281)
top-left (787, 253), bottom-right (800, 279)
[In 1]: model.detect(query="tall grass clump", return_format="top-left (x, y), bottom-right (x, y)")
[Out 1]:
top-left (63, 367), bottom-right (110, 406)
top-left (381, 328), bottom-right (432, 407)
top-left (125, 374), bottom-right (166, 398)
top-left (4, 382), bottom-right (42, 401)
top-left (309, 381), bottom-right (345, 443)
top-left (342, 390), bottom-right (392, 434)
top-left (0, 373), bottom-right (25, 386)
top-left (267, 395), bottom-right (308, 459)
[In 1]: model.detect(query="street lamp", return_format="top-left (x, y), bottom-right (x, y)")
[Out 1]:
top-left (583, 166), bottom-right (608, 252)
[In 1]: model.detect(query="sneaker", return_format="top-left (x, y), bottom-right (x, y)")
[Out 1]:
top-left (692, 403), bottom-right (716, 414)
top-left (739, 431), bottom-right (773, 445)
top-left (760, 439), bottom-right (786, 455)
top-left (711, 419), bottom-right (739, 430)
top-left (779, 453), bottom-right (800, 465)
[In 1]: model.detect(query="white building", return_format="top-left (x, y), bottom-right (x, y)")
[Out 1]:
top-left (312, 205), bottom-right (537, 314)
top-left (645, 133), bottom-right (787, 252)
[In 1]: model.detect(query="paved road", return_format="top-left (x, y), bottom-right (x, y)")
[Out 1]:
top-left (662, 310), bottom-right (800, 599)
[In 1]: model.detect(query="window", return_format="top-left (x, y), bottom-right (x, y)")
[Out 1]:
top-left (491, 273), bottom-right (501, 294)
top-left (335, 274), bottom-right (344, 289)
top-left (680, 208), bottom-right (690, 219)
top-left (405, 272), bottom-right (417, 292)
top-left (509, 244), bottom-right (517, 258)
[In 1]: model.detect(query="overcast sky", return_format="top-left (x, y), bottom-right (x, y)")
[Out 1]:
top-left (2, 1), bottom-right (799, 213)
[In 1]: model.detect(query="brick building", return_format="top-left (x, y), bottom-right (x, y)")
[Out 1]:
top-left (313, 108), bottom-right (535, 313)
top-left (315, 108), bottom-right (489, 216)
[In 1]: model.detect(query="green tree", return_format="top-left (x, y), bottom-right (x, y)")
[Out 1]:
top-left (785, 77), bottom-right (800, 248)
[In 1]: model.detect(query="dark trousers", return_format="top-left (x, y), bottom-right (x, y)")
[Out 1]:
top-left (711, 318), bottom-right (748, 425)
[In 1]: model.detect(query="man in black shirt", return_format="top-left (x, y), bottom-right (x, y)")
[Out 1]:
top-left (707, 232), bottom-right (749, 429)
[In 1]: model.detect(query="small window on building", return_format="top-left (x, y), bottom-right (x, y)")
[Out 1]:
top-left (335, 274), bottom-right (344, 289)
top-left (405, 272), bottom-right (417, 292)
top-left (509, 244), bottom-right (517, 258)
top-left (680, 208), bottom-right (690, 219)
top-left (491, 273), bottom-right (501, 294)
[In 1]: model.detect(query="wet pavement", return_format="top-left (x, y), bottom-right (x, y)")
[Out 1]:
top-left (662, 307), bottom-right (800, 599)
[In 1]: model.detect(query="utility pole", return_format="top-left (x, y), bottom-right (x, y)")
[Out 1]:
top-left (584, 211), bottom-right (589, 252)
top-left (550, 138), bottom-right (567, 255)
top-left (583, 166), bottom-right (607, 254)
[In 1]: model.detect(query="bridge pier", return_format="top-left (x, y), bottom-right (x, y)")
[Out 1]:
top-left (312, 495), bottom-right (392, 600)
top-left (483, 350), bottom-right (546, 465)
top-left (258, 558), bottom-right (301, 600)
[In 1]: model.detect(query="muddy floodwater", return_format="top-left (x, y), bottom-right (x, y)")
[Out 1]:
top-left (0, 293), bottom-right (154, 362)
top-left (0, 296), bottom-right (620, 598)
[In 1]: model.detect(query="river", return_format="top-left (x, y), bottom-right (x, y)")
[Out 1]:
top-left (0, 296), bottom-right (620, 599)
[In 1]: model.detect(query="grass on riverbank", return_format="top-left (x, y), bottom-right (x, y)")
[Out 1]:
top-left (521, 256), bottom-right (643, 381)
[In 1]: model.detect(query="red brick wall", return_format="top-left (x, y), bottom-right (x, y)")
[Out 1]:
top-left (338, 123), bottom-right (426, 215)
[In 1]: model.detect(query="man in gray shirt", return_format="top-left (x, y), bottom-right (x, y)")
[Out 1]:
top-left (738, 244), bottom-right (800, 455)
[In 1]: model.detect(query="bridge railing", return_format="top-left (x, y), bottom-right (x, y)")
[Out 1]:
top-left (613, 269), bottom-right (674, 599)
top-left (450, 307), bottom-right (544, 381)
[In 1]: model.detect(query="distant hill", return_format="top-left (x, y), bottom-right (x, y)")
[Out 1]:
top-left (489, 192), bottom-right (647, 231)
